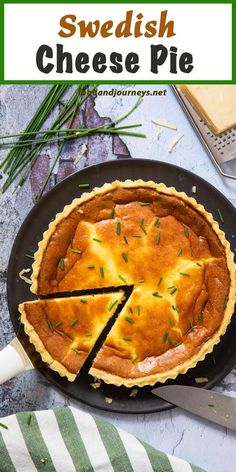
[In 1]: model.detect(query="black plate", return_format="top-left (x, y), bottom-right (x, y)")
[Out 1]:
top-left (7, 159), bottom-right (236, 414)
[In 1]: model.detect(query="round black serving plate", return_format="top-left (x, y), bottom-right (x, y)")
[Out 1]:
top-left (7, 159), bottom-right (236, 414)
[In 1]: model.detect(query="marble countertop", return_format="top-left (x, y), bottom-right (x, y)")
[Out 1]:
top-left (0, 84), bottom-right (235, 472)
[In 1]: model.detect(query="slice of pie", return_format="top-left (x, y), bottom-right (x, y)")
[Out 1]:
top-left (27, 180), bottom-right (235, 386)
top-left (19, 292), bottom-right (124, 381)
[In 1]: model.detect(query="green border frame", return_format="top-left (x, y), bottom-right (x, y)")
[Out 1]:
top-left (0, 0), bottom-right (235, 84)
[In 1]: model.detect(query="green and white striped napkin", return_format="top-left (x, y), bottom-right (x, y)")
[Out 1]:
top-left (0, 407), bottom-right (205, 472)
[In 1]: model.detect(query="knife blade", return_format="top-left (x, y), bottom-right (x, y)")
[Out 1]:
top-left (152, 385), bottom-right (236, 431)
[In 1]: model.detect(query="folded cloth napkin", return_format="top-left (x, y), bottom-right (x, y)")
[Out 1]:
top-left (0, 407), bottom-right (205, 472)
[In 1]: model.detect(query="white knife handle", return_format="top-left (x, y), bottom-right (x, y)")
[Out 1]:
top-left (0, 340), bottom-right (32, 384)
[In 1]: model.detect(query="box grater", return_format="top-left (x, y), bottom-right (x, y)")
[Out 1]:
top-left (172, 86), bottom-right (236, 180)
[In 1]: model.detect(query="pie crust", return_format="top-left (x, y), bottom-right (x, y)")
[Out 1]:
top-left (26, 180), bottom-right (235, 387)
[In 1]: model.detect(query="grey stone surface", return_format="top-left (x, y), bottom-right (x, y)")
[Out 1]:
top-left (0, 85), bottom-right (236, 472)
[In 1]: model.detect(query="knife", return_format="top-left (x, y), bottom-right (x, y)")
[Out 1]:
top-left (152, 385), bottom-right (236, 431)
top-left (0, 337), bottom-right (34, 384)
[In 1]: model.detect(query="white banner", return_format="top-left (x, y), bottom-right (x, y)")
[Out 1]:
top-left (4, 3), bottom-right (232, 81)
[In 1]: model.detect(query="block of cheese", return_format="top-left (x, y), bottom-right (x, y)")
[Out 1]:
top-left (179, 85), bottom-right (236, 135)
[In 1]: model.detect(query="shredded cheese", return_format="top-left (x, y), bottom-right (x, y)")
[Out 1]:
top-left (168, 134), bottom-right (184, 153)
top-left (152, 119), bottom-right (177, 130)
top-left (129, 388), bottom-right (138, 397)
top-left (74, 143), bottom-right (87, 165)
top-left (192, 186), bottom-right (197, 194)
top-left (19, 268), bottom-right (32, 285)
top-left (195, 377), bottom-right (208, 384)
top-left (90, 378), bottom-right (102, 390)
top-left (105, 397), bottom-right (113, 404)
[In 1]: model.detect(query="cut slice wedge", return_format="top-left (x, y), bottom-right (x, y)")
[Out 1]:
top-left (19, 291), bottom-right (124, 381)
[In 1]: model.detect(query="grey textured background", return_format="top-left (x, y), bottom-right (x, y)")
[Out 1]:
top-left (0, 85), bottom-right (236, 472)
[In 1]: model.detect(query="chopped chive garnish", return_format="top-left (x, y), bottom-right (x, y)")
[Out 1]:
top-left (172, 305), bottom-right (179, 313)
top-left (70, 319), bottom-right (78, 327)
top-left (132, 235), bottom-right (142, 238)
top-left (122, 252), bottom-right (128, 263)
top-left (84, 333), bottom-right (92, 337)
top-left (79, 183), bottom-right (90, 188)
top-left (0, 423), bottom-right (8, 430)
top-left (129, 307), bottom-right (133, 314)
top-left (47, 320), bottom-right (54, 333)
top-left (59, 258), bottom-right (65, 270)
top-left (196, 262), bottom-right (202, 267)
top-left (162, 332), bottom-right (168, 343)
top-left (141, 226), bottom-right (147, 235)
top-left (80, 299), bottom-right (87, 304)
top-left (140, 218), bottom-right (144, 227)
top-left (137, 305), bottom-right (141, 316)
top-left (170, 318), bottom-right (175, 327)
top-left (125, 316), bottom-right (134, 324)
top-left (154, 218), bottom-right (160, 227)
top-left (71, 249), bottom-right (82, 254)
top-left (27, 414), bottom-right (32, 426)
top-left (25, 253), bottom-right (34, 260)
top-left (140, 202), bottom-right (150, 206)
top-left (108, 299), bottom-right (118, 311)
top-left (168, 337), bottom-right (173, 347)
top-left (156, 232), bottom-right (160, 244)
top-left (118, 274), bottom-right (127, 283)
top-left (123, 337), bottom-right (132, 341)
top-left (180, 272), bottom-right (190, 277)
top-left (137, 279), bottom-right (145, 283)
top-left (217, 209), bottom-right (224, 223)
top-left (170, 287), bottom-right (177, 295)
top-left (152, 291), bottom-right (163, 298)
top-left (157, 277), bottom-right (163, 286)
top-left (224, 296), bottom-right (229, 309)
top-left (73, 348), bottom-right (81, 355)
top-left (132, 355), bottom-right (138, 363)
top-left (88, 265), bottom-right (95, 269)
top-left (123, 235), bottom-right (128, 245)
top-left (100, 267), bottom-right (104, 278)
top-left (177, 248), bottom-right (182, 257)
top-left (56, 320), bottom-right (63, 328)
top-left (198, 312), bottom-right (203, 323)
top-left (208, 404), bottom-right (215, 408)
top-left (189, 320), bottom-right (195, 332)
top-left (110, 208), bottom-right (115, 218)
top-left (184, 227), bottom-right (189, 238)
top-left (116, 222), bottom-right (121, 235)
top-left (93, 238), bottom-right (102, 243)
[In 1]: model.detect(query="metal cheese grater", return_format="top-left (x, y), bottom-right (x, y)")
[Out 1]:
top-left (172, 86), bottom-right (236, 180)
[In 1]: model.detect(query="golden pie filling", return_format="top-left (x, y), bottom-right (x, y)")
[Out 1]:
top-left (21, 180), bottom-right (235, 387)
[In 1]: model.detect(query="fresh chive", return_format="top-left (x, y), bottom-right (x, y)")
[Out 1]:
top-left (157, 277), bottom-right (163, 286)
top-left (71, 249), bottom-right (82, 254)
top-left (168, 337), bottom-right (173, 347)
top-left (118, 274), bottom-right (127, 283)
top-left (156, 232), bottom-right (160, 244)
top-left (162, 332), bottom-right (168, 343)
top-left (88, 265), bottom-right (95, 269)
top-left (93, 238), bottom-right (102, 243)
top-left (180, 272), bottom-right (190, 277)
top-left (224, 296), bottom-right (229, 309)
top-left (122, 252), bottom-right (128, 263)
top-left (184, 227), bottom-right (189, 238)
top-left (141, 226), bottom-right (147, 235)
top-left (140, 218), bottom-right (144, 227)
top-left (84, 333), bottom-right (92, 337)
top-left (27, 414), bottom-right (32, 426)
top-left (47, 320), bottom-right (54, 333)
top-left (189, 320), bottom-right (195, 332)
top-left (70, 319), bottom-right (78, 327)
top-left (73, 348), bottom-right (81, 355)
top-left (123, 235), bottom-right (128, 245)
top-left (208, 404), bottom-right (215, 408)
top-left (177, 248), bottom-right (182, 257)
top-left (217, 208), bottom-right (224, 223)
top-left (108, 300), bottom-right (118, 311)
top-left (137, 279), bottom-right (145, 283)
top-left (132, 235), bottom-right (142, 238)
top-left (79, 183), bottom-right (90, 189)
top-left (100, 267), bottom-right (104, 278)
top-left (172, 305), bottom-right (179, 313)
top-left (56, 320), bottom-right (63, 328)
top-left (80, 299), bottom-right (87, 304)
top-left (59, 258), bottom-right (65, 270)
top-left (170, 287), bottom-right (177, 295)
top-left (116, 222), bottom-right (121, 235)
top-left (152, 291), bottom-right (163, 298)
top-left (0, 423), bottom-right (8, 430)
top-left (125, 316), bottom-right (134, 324)
top-left (196, 262), bottom-right (202, 267)
top-left (170, 318), bottom-right (175, 327)
top-left (198, 312), bottom-right (203, 323)
top-left (154, 218), bottom-right (160, 227)
top-left (123, 337), bottom-right (132, 341)
top-left (137, 305), bottom-right (141, 316)
top-left (25, 253), bottom-right (34, 260)
top-left (140, 202), bottom-right (150, 206)
top-left (132, 355), bottom-right (138, 363)
top-left (129, 307), bottom-right (133, 314)
top-left (110, 208), bottom-right (115, 218)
